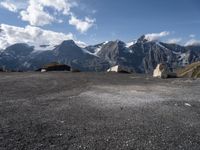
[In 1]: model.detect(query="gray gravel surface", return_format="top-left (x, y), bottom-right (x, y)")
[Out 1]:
top-left (0, 72), bottom-right (200, 150)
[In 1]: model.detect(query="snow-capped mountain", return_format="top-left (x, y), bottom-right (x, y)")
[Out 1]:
top-left (0, 40), bottom-right (109, 71)
top-left (0, 36), bottom-right (200, 73)
top-left (84, 36), bottom-right (200, 73)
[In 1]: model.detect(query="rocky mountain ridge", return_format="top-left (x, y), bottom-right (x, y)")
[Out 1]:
top-left (0, 35), bottom-right (200, 73)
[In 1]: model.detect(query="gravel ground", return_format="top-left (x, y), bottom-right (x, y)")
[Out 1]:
top-left (0, 72), bottom-right (200, 150)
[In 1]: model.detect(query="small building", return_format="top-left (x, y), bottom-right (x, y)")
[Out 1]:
top-left (37, 62), bottom-right (71, 72)
top-left (107, 65), bottom-right (132, 73)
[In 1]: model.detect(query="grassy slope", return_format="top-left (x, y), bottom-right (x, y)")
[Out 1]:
top-left (176, 61), bottom-right (200, 78)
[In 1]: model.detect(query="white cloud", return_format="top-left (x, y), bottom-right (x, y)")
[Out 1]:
top-left (0, 24), bottom-right (74, 50)
top-left (0, 1), bottom-right (17, 12)
top-left (19, 0), bottom-right (77, 26)
top-left (166, 38), bottom-right (182, 44)
top-left (0, 0), bottom-right (95, 33)
top-left (185, 39), bottom-right (200, 46)
top-left (1, 0), bottom-right (76, 15)
top-left (20, 0), bottom-right (55, 26)
top-left (0, 0), bottom-right (78, 26)
top-left (69, 15), bottom-right (95, 33)
top-left (75, 41), bottom-right (87, 48)
top-left (189, 34), bottom-right (196, 38)
top-left (38, 0), bottom-right (77, 15)
top-left (0, 0), bottom-right (27, 12)
top-left (145, 31), bottom-right (170, 42)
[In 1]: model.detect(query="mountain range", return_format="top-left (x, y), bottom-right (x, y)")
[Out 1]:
top-left (0, 35), bottom-right (200, 73)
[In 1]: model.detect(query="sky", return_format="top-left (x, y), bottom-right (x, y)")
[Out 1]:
top-left (0, 0), bottom-right (200, 49)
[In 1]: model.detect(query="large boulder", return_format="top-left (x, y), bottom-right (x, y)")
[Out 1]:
top-left (153, 64), bottom-right (177, 78)
top-left (153, 64), bottom-right (168, 78)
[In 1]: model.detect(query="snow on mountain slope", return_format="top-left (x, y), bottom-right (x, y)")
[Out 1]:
top-left (82, 48), bottom-right (99, 57)
top-left (126, 41), bottom-right (136, 48)
top-left (1, 37), bottom-right (200, 73)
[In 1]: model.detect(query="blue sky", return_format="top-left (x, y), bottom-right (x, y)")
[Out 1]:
top-left (0, 0), bottom-right (200, 48)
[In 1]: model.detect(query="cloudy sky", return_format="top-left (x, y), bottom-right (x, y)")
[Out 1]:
top-left (0, 0), bottom-right (200, 49)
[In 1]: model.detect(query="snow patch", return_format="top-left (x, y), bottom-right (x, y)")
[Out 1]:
top-left (126, 41), bottom-right (136, 48)
top-left (82, 48), bottom-right (99, 57)
top-left (128, 49), bottom-right (134, 53)
top-left (104, 41), bottom-right (109, 45)
top-left (93, 41), bottom-right (109, 55)
top-left (156, 42), bottom-right (169, 50)
top-left (94, 47), bottom-right (102, 54)
top-left (178, 53), bottom-right (190, 64)
top-left (23, 61), bottom-right (31, 68)
top-left (172, 51), bottom-right (181, 55)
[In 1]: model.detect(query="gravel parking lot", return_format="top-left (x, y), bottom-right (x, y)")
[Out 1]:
top-left (0, 72), bottom-right (200, 150)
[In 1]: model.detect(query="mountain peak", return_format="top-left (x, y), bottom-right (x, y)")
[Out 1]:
top-left (137, 35), bottom-right (148, 43)
top-left (6, 43), bottom-right (31, 49)
top-left (61, 40), bottom-right (76, 46)
top-left (5, 43), bottom-right (34, 54)
top-left (115, 40), bottom-right (126, 45)
top-left (54, 39), bottom-right (84, 57)
top-left (55, 40), bottom-right (80, 52)
top-left (1, 43), bottom-right (34, 58)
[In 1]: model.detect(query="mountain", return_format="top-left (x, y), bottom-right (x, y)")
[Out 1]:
top-left (0, 43), bottom-right (34, 71)
top-left (85, 42), bottom-right (106, 54)
top-left (0, 36), bottom-right (200, 73)
top-left (51, 40), bottom-right (109, 71)
top-left (95, 40), bottom-right (141, 72)
top-left (89, 36), bottom-right (200, 73)
top-left (0, 40), bottom-right (109, 71)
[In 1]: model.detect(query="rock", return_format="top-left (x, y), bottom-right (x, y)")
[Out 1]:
top-left (153, 64), bottom-right (177, 78)
top-left (153, 64), bottom-right (168, 79)
top-left (41, 69), bottom-right (47, 72)
top-left (107, 65), bottom-right (131, 73)
top-left (185, 103), bottom-right (192, 107)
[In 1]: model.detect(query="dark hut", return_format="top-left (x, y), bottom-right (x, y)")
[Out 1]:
top-left (37, 62), bottom-right (71, 72)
